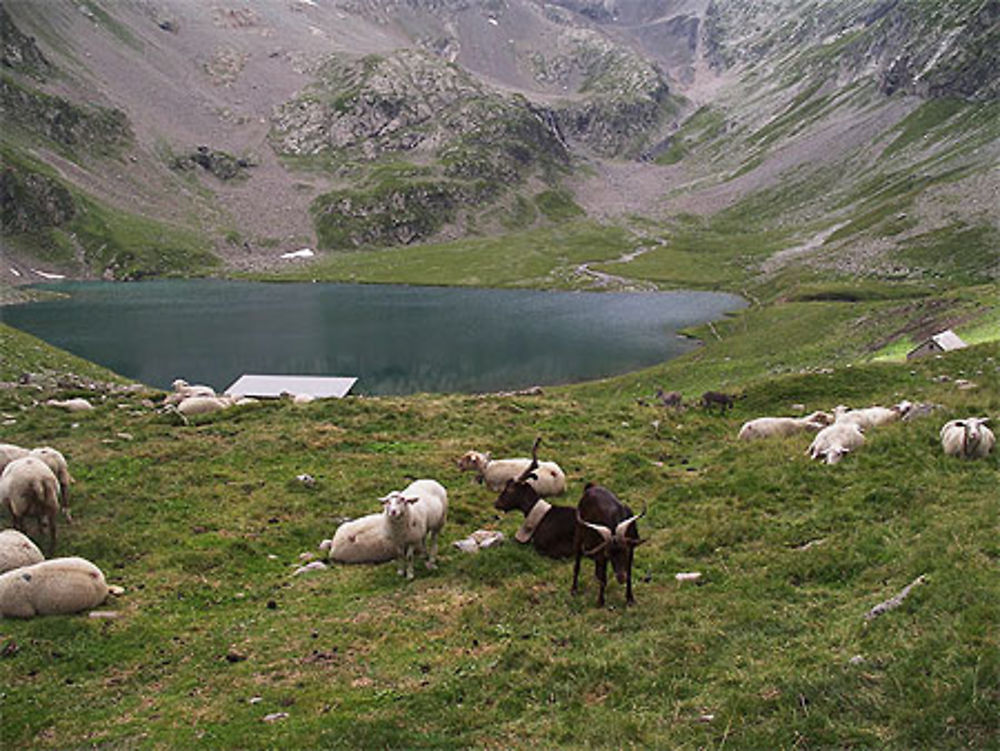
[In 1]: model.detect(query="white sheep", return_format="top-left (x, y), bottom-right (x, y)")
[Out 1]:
top-left (457, 450), bottom-right (566, 496)
top-left (30, 447), bottom-right (74, 522)
top-left (175, 395), bottom-right (234, 416)
top-left (324, 513), bottom-right (397, 564)
top-left (940, 418), bottom-right (995, 459)
top-left (44, 397), bottom-right (94, 412)
top-left (0, 445), bottom-right (73, 521)
top-left (163, 378), bottom-right (217, 406)
top-left (738, 411), bottom-right (833, 440)
top-left (0, 528), bottom-right (44, 574)
top-left (380, 479), bottom-right (448, 580)
top-left (807, 422), bottom-right (866, 465)
top-left (0, 556), bottom-right (108, 618)
top-left (833, 401), bottom-right (912, 430)
top-left (0, 443), bottom-right (30, 474)
top-left (0, 456), bottom-right (61, 553)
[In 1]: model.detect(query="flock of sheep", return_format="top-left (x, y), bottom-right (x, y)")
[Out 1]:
top-left (1, 374), bottom-right (995, 618)
top-left (737, 398), bottom-right (995, 464)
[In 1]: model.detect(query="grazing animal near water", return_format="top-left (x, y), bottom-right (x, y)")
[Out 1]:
top-left (0, 456), bottom-right (60, 554)
top-left (572, 484), bottom-right (645, 607)
top-left (493, 439), bottom-right (577, 559)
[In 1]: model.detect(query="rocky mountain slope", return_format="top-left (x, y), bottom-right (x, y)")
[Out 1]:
top-left (1, 0), bottom-right (997, 283)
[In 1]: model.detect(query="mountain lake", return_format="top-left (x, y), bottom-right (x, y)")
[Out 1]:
top-left (2, 280), bottom-right (745, 395)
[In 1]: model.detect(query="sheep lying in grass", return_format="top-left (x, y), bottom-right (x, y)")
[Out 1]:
top-left (738, 411), bottom-right (833, 440)
top-left (381, 479), bottom-right (448, 580)
top-left (0, 456), bottom-right (60, 553)
top-left (176, 395), bottom-right (234, 416)
top-left (44, 397), bottom-right (94, 412)
top-left (940, 418), bottom-right (995, 459)
top-left (0, 556), bottom-right (108, 618)
top-left (808, 422), bottom-right (866, 465)
top-left (0, 529), bottom-right (44, 574)
top-left (323, 513), bottom-right (397, 564)
top-left (163, 378), bottom-right (217, 406)
top-left (457, 450), bottom-right (566, 496)
top-left (833, 401), bottom-right (911, 430)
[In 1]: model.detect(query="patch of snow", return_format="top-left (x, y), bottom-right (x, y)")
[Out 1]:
top-left (31, 269), bottom-right (67, 280)
top-left (280, 248), bottom-right (314, 259)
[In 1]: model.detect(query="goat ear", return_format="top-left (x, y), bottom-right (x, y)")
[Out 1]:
top-left (404, 496), bottom-right (421, 504)
top-left (628, 537), bottom-right (647, 547)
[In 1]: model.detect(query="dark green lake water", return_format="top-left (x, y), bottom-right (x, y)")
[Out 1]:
top-left (3, 281), bottom-right (745, 395)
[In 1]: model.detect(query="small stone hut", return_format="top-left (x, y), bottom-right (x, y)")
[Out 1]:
top-left (906, 329), bottom-right (967, 360)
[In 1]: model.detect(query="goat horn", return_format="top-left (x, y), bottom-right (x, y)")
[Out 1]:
top-left (576, 510), bottom-right (613, 540)
top-left (614, 502), bottom-right (647, 541)
top-left (515, 437), bottom-right (542, 483)
top-left (583, 540), bottom-right (609, 556)
top-left (576, 509), bottom-right (612, 555)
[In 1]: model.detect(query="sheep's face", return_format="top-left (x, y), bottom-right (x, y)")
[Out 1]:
top-left (381, 492), bottom-right (418, 520)
top-left (457, 451), bottom-right (486, 472)
top-left (806, 411), bottom-right (834, 426)
top-left (823, 447), bottom-right (850, 464)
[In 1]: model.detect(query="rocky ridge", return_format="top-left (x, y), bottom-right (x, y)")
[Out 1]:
top-left (0, 0), bottom-right (997, 283)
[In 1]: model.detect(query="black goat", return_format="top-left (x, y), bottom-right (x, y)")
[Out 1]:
top-left (572, 484), bottom-right (645, 606)
top-left (493, 438), bottom-right (576, 559)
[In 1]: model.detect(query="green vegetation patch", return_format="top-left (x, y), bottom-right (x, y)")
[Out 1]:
top-left (0, 75), bottom-right (131, 156)
top-left (1, 151), bottom-right (218, 279)
top-left (534, 188), bottom-right (585, 222)
top-left (881, 98), bottom-right (966, 159)
top-left (0, 310), bottom-right (996, 749)
top-left (895, 223), bottom-right (1000, 285)
top-left (311, 179), bottom-right (492, 251)
top-left (599, 214), bottom-right (791, 291)
top-left (0, 323), bottom-right (128, 384)
top-left (263, 221), bottom-right (635, 288)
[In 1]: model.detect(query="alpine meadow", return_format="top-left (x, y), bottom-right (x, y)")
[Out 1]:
top-left (1, 1), bottom-right (998, 749)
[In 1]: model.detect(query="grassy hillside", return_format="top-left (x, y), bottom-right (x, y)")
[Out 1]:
top-left (1, 300), bottom-right (997, 749)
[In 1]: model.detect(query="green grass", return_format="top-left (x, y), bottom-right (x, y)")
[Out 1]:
top-left (1, 287), bottom-right (998, 749)
top-left (0, 323), bottom-right (128, 384)
top-left (0, 323), bottom-right (997, 748)
top-left (258, 221), bottom-right (637, 288)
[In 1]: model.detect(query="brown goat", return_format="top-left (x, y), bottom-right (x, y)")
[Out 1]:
top-left (572, 484), bottom-right (645, 606)
top-left (700, 390), bottom-right (738, 413)
top-left (493, 438), bottom-right (576, 559)
top-left (655, 389), bottom-right (683, 408)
